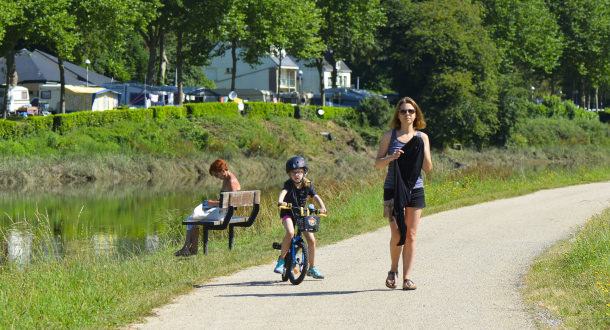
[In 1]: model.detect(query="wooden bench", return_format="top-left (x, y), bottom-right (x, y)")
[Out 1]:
top-left (182, 190), bottom-right (261, 255)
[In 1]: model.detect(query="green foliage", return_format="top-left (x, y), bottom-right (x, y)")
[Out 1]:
top-left (23, 116), bottom-right (55, 134)
top-left (185, 102), bottom-right (239, 118)
top-left (481, 0), bottom-right (562, 75)
top-left (151, 106), bottom-right (187, 121)
top-left (386, 0), bottom-right (500, 148)
top-left (0, 120), bottom-right (21, 140)
top-left (356, 97), bottom-right (393, 128)
top-left (244, 102), bottom-right (294, 120)
top-left (508, 117), bottom-right (610, 147)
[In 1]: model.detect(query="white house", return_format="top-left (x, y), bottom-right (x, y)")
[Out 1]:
top-left (203, 47), bottom-right (352, 94)
top-left (290, 57), bottom-right (352, 93)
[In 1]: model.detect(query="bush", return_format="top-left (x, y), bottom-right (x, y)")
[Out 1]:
top-left (151, 106), bottom-right (187, 121)
top-left (0, 120), bottom-right (22, 141)
top-left (244, 102), bottom-right (294, 119)
top-left (508, 117), bottom-right (610, 146)
top-left (185, 102), bottom-right (239, 118)
top-left (357, 97), bottom-right (393, 128)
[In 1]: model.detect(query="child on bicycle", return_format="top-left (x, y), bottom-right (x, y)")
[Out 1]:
top-left (274, 156), bottom-right (327, 279)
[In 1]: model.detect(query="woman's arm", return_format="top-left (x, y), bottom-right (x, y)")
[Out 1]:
top-left (421, 132), bottom-right (433, 173)
top-left (207, 175), bottom-right (241, 207)
top-left (375, 130), bottom-right (402, 169)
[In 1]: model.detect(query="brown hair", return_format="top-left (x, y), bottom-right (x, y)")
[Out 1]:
top-left (209, 159), bottom-right (228, 175)
top-left (390, 97), bottom-right (426, 130)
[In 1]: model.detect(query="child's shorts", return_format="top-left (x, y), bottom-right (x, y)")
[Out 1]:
top-left (383, 188), bottom-right (426, 218)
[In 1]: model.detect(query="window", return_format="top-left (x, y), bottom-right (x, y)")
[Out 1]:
top-left (41, 91), bottom-right (52, 99)
top-left (226, 67), bottom-right (232, 74)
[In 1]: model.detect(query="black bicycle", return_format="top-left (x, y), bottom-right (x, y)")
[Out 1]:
top-left (272, 203), bottom-right (325, 285)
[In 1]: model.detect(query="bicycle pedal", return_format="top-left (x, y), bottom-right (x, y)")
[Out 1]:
top-left (272, 242), bottom-right (282, 250)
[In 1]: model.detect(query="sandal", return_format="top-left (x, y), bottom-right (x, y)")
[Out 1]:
top-left (385, 271), bottom-right (398, 289)
top-left (403, 279), bottom-right (417, 290)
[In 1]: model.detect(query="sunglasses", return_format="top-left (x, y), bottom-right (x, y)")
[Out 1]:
top-left (399, 109), bottom-right (416, 115)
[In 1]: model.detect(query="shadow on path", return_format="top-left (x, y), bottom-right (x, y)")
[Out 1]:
top-left (217, 289), bottom-right (386, 298)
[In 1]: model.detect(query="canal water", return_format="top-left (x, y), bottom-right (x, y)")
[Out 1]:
top-left (0, 175), bottom-right (283, 265)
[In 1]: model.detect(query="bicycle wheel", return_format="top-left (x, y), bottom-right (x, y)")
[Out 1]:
top-left (281, 258), bottom-right (289, 282)
top-left (287, 240), bottom-right (309, 285)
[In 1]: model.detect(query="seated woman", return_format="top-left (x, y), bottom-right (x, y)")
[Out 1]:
top-left (174, 159), bottom-right (241, 256)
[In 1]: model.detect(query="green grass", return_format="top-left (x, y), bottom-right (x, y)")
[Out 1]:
top-left (522, 209), bottom-right (610, 329)
top-left (1, 157), bottom-right (610, 328)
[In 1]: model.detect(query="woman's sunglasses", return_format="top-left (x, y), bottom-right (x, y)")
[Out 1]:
top-left (399, 109), bottom-right (416, 115)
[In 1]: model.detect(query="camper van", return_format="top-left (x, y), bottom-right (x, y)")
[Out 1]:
top-left (0, 86), bottom-right (30, 114)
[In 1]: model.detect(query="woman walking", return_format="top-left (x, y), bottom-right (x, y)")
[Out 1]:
top-left (375, 97), bottom-right (432, 290)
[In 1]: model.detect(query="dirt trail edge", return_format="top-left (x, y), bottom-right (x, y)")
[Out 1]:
top-left (130, 182), bottom-right (610, 329)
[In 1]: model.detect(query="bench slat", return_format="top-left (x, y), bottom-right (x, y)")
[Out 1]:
top-left (185, 216), bottom-right (248, 226)
top-left (220, 190), bottom-right (260, 208)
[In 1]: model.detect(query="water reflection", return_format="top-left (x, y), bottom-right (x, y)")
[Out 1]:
top-left (0, 174), bottom-right (284, 265)
top-left (7, 229), bottom-right (32, 264)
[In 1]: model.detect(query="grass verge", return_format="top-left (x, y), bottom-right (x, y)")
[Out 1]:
top-left (522, 209), bottom-right (610, 329)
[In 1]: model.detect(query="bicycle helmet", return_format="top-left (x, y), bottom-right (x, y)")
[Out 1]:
top-left (285, 156), bottom-right (308, 174)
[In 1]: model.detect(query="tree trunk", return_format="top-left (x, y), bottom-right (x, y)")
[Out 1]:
top-left (325, 52), bottom-right (338, 88)
top-left (2, 51), bottom-right (17, 118)
top-left (144, 26), bottom-right (160, 85)
top-left (579, 75), bottom-right (586, 109)
top-left (58, 55), bottom-right (66, 114)
top-left (276, 54), bottom-right (283, 96)
top-left (315, 58), bottom-right (325, 106)
top-left (176, 31), bottom-right (184, 106)
top-left (156, 28), bottom-right (167, 86)
top-left (595, 87), bottom-right (599, 110)
top-left (231, 39), bottom-right (237, 92)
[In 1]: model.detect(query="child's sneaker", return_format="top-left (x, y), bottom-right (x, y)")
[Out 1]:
top-left (273, 259), bottom-right (285, 273)
top-left (306, 266), bottom-right (325, 279)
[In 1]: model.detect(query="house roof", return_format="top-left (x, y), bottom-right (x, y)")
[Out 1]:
top-left (289, 56), bottom-right (352, 73)
top-left (0, 49), bottom-right (113, 86)
top-left (270, 56), bottom-right (299, 69)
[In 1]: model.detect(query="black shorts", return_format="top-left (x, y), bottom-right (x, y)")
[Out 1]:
top-left (383, 188), bottom-right (426, 208)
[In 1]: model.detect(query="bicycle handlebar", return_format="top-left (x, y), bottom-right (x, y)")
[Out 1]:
top-left (278, 203), bottom-right (327, 216)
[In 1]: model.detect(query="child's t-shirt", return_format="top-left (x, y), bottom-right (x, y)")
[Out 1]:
top-left (280, 179), bottom-right (317, 217)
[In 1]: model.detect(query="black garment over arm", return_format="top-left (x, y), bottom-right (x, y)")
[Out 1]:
top-left (392, 134), bottom-right (425, 246)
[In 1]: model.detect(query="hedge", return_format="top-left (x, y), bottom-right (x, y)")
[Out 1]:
top-left (185, 102), bottom-right (239, 118)
top-left (244, 102), bottom-right (295, 119)
top-left (0, 102), bottom-right (352, 139)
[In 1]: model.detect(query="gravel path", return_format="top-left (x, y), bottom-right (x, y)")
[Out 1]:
top-left (130, 182), bottom-right (610, 329)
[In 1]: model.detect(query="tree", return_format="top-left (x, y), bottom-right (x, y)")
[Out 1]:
top-left (481, 0), bottom-right (563, 79)
top-left (550, 0), bottom-right (610, 109)
top-left (315, 0), bottom-right (385, 103)
top-left (388, 0), bottom-right (500, 148)
top-left (251, 0), bottom-right (324, 95)
top-left (0, 0), bottom-right (35, 118)
top-left (32, 0), bottom-right (155, 113)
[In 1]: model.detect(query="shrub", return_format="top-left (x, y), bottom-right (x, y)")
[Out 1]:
top-left (357, 96), bottom-right (393, 128)
top-left (185, 102), bottom-right (239, 118)
top-left (151, 106), bottom-right (187, 121)
top-left (23, 116), bottom-right (54, 135)
top-left (244, 102), bottom-right (294, 119)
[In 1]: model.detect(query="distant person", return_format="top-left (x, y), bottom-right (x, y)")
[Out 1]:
top-left (174, 159), bottom-right (241, 256)
top-left (375, 97), bottom-right (432, 290)
top-left (274, 156), bottom-right (327, 279)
